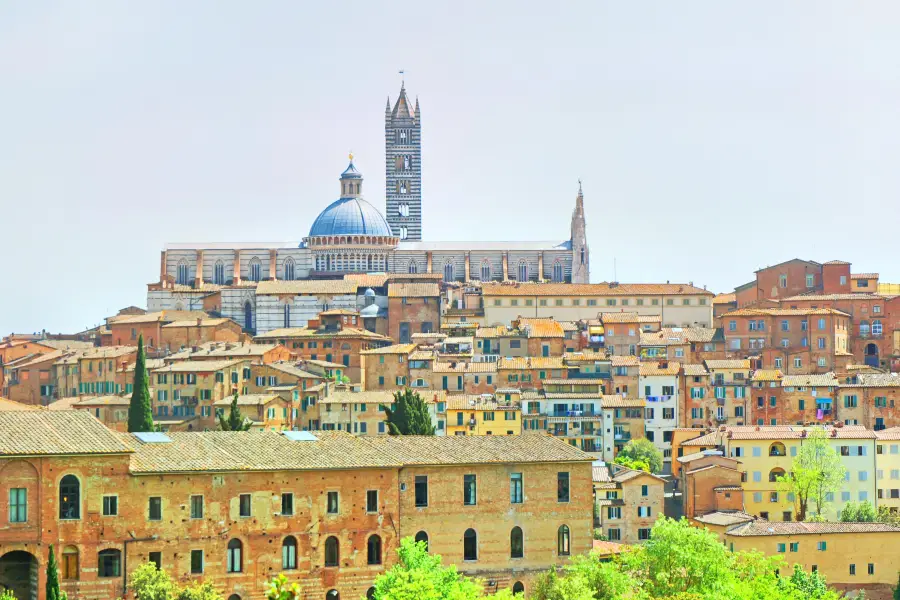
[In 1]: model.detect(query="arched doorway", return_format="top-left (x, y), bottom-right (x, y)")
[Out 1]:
top-left (0, 550), bottom-right (39, 600)
top-left (865, 343), bottom-right (879, 367)
top-left (243, 301), bottom-right (253, 332)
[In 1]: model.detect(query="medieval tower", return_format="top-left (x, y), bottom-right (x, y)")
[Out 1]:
top-left (385, 81), bottom-right (422, 241)
top-left (570, 182), bottom-right (590, 283)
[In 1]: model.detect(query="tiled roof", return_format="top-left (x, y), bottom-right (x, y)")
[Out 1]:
top-left (639, 361), bottom-right (681, 376)
top-left (713, 293), bottom-right (737, 305)
top-left (705, 359), bottom-right (751, 370)
top-left (432, 361), bottom-right (497, 374)
top-left (751, 370), bottom-right (784, 382)
top-left (875, 427), bottom-right (900, 441)
top-left (823, 260), bottom-right (851, 265)
top-left (613, 468), bottom-right (665, 483)
top-left (782, 373), bottom-right (838, 387)
top-left (46, 397), bottom-right (84, 411)
top-left (318, 308), bottom-right (360, 316)
top-left (213, 393), bottom-right (282, 406)
top-left (640, 329), bottom-right (687, 346)
top-left (111, 310), bottom-right (208, 325)
top-left (592, 465), bottom-right (611, 482)
top-left (721, 308), bottom-right (850, 317)
top-left (683, 327), bottom-right (721, 343)
top-left (255, 327), bottom-right (390, 341)
top-left (682, 364), bottom-right (709, 376)
top-left (558, 321), bottom-right (580, 332)
top-left (600, 396), bottom-right (646, 408)
top-left (153, 359), bottom-right (246, 373)
top-left (304, 359), bottom-right (345, 369)
top-left (682, 432), bottom-right (720, 446)
top-left (33, 339), bottom-right (95, 351)
top-left (601, 311), bottom-right (662, 324)
top-left (257, 280), bottom-right (358, 295)
top-left (319, 390), bottom-right (399, 405)
top-left (73, 395), bottom-right (131, 407)
top-left (498, 356), bottom-right (565, 369)
top-left (694, 511), bottom-right (756, 527)
top-left (565, 349), bottom-right (611, 361)
top-left (544, 392), bottom-right (606, 399)
top-left (166, 343), bottom-right (280, 360)
top-left (343, 273), bottom-right (390, 288)
top-left (541, 379), bottom-right (600, 386)
top-left (0, 411), bottom-right (133, 456)
top-left (851, 273), bottom-right (879, 279)
top-left (361, 344), bottom-right (417, 355)
top-left (162, 318), bottom-right (233, 328)
top-left (445, 395), bottom-right (511, 411)
top-left (78, 346), bottom-right (139, 359)
top-left (408, 350), bottom-right (435, 361)
top-left (10, 350), bottom-right (67, 369)
top-left (171, 283), bottom-right (223, 293)
top-left (780, 293), bottom-right (885, 301)
top-left (840, 373), bottom-right (900, 388)
top-left (610, 355), bottom-right (640, 367)
top-left (265, 362), bottom-right (323, 379)
top-left (125, 359), bottom-right (165, 372)
top-left (475, 326), bottom-right (513, 339)
top-left (482, 282), bottom-right (714, 297)
top-left (592, 540), bottom-right (627, 555)
top-left (726, 521), bottom-right (900, 537)
top-left (518, 318), bottom-right (565, 338)
top-left (387, 282), bottom-right (440, 297)
top-left (726, 425), bottom-right (875, 440)
top-left (0, 398), bottom-right (41, 412)
top-left (677, 451), bottom-right (714, 463)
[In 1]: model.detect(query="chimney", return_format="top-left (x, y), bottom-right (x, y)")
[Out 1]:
top-left (197, 318), bottom-right (203, 326)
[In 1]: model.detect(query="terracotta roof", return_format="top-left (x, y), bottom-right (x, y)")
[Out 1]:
top-left (319, 390), bottom-right (399, 405)
top-left (751, 369), bottom-right (784, 382)
top-left (482, 282), bottom-right (714, 297)
top-left (565, 349), bottom-right (611, 361)
top-left (682, 432), bottom-right (720, 446)
top-left (0, 411), bottom-right (133, 456)
top-left (408, 350), bottom-right (435, 361)
top-left (213, 393), bottom-right (282, 407)
top-left (0, 398), bottom-right (41, 412)
top-left (388, 282), bottom-right (440, 297)
top-left (683, 364), bottom-right (709, 376)
top-left (677, 451), bottom-right (717, 463)
top-left (639, 361), bottom-right (681, 376)
top-left (592, 465), bottom-right (611, 482)
top-left (543, 392), bottom-right (606, 399)
top-left (166, 343), bottom-right (281, 360)
top-left (10, 350), bottom-right (67, 369)
top-left (77, 346), bottom-right (139, 360)
top-left (432, 361), bottom-right (497, 374)
top-left (851, 273), bottom-right (879, 280)
top-left (153, 359), bottom-right (246, 373)
top-left (162, 318), bottom-right (233, 328)
top-left (32, 340), bottom-right (95, 351)
top-left (475, 326), bottom-right (514, 339)
top-left (694, 511), bottom-right (756, 527)
top-left (823, 260), bottom-right (851, 265)
top-left (171, 283), bottom-right (223, 293)
top-left (876, 427), bottom-right (900, 441)
top-left (46, 397), bottom-right (84, 411)
top-left (600, 312), bottom-right (661, 324)
top-left (592, 540), bottom-right (627, 555)
top-left (541, 379), bottom-right (601, 386)
top-left (445, 395), bottom-right (511, 411)
top-left (73, 395), bottom-right (131, 407)
top-left (840, 373), bottom-right (900, 388)
top-left (304, 359), bottom-right (345, 369)
top-left (257, 280), bottom-right (358, 295)
top-left (111, 311), bottom-right (208, 325)
top-left (600, 396), bottom-right (646, 408)
top-left (704, 359), bottom-right (751, 370)
top-left (613, 468), bottom-right (665, 483)
top-left (558, 321), bottom-right (580, 332)
top-left (640, 329), bottom-right (687, 346)
top-left (782, 373), bottom-right (838, 387)
top-left (780, 293), bottom-right (885, 301)
top-left (721, 308), bottom-right (849, 317)
top-left (125, 359), bottom-right (165, 372)
top-left (517, 318), bottom-right (565, 338)
top-left (255, 327), bottom-right (390, 341)
top-left (318, 309), bottom-right (360, 316)
top-left (713, 293), bottom-right (737, 305)
top-left (726, 425), bottom-right (875, 440)
top-left (361, 344), bottom-right (417, 355)
top-left (265, 362), bottom-right (323, 379)
top-left (726, 521), bottom-right (900, 536)
top-left (610, 355), bottom-right (640, 367)
top-left (498, 356), bottom-right (565, 370)
top-left (343, 273), bottom-right (390, 287)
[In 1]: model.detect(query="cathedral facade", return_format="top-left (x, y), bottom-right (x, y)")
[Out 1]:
top-left (148, 83), bottom-right (589, 334)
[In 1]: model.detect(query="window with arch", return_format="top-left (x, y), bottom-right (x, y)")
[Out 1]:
top-left (443, 261), bottom-right (454, 282)
top-left (769, 442), bottom-right (786, 457)
top-left (873, 319), bottom-right (883, 335)
top-left (463, 528), bottom-right (477, 561)
top-left (400, 226), bottom-right (408, 240)
top-left (326, 590), bottom-right (340, 600)
top-left (512, 582), bottom-right (525, 595)
top-left (517, 260), bottom-right (528, 282)
top-left (859, 320), bottom-right (871, 336)
top-left (552, 260), bottom-right (564, 283)
top-left (367, 534), bottom-right (382, 565)
top-left (414, 531), bottom-right (429, 551)
top-left (408, 260), bottom-right (418, 274)
top-left (227, 539), bottom-right (243, 573)
top-left (248, 257), bottom-right (262, 282)
top-left (284, 257), bottom-right (296, 281)
top-left (243, 301), bottom-right (253, 332)
top-left (557, 525), bottom-right (570, 556)
top-left (214, 260), bottom-right (225, 285)
top-left (59, 474), bottom-right (80, 519)
top-left (282, 536), bottom-right (297, 570)
top-left (769, 468), bottom-right (786, 483)
top-left (62, 545), bottom-right (79, 580)
top-left (324, 536), bottom-right (340, 567)
top-left (177, 259), bottom-right (190, 285)
top-left (510, 526), bottom-right (524, 559)
top-left (228, 596), bottom-right (242, 600)
top-left (398, 203), bottom-right (410, 217)
top-left (98, 549), bottom-right (121, 578)
top-left (283, 304), bottom-right (291, 329)
top-left (480, 261), bottom-right (491, 281)
top-left (366, 587), bottom-right (376, 600)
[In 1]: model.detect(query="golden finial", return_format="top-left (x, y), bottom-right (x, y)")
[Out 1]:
top-left (348, 150), bottom-right (354, 162)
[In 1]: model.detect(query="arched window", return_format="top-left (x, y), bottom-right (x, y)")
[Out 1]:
top-left (366, 587), bottom-right (376, 600)
top-left (227, 539), bottom-right (243, 573)
top-left (326, 591), bottom-right (340, 600)
top-left (510, 526), bottom-right (524, 559)
top-left (408, 260), bottom-right (418, 274)
top-left (214, 260), bottom-right (225, 285)
top-left (284, 257), bottom-right (296, 281)
top-left (463, 528), bottom-right (477, 561)
top-left (243, 301), bottom-right (253, 332)
top-left (248, 257), bottom-right (262, 282)
top-left (59, 475), bottom-right (80, 519)
top-left (98, 549), bottom-right (121, 578)
top-left (517, 260), bottom-right (528, 282)
top-left (400, 226), bottom-right (408, 240)
top-left (324, 536), bottom-right (339, 567)
top-left (228, 596), bottom-right (242, 600)
top-left (414, 531), bottom-right (429, 551)
top-left (62, 546), bottom-right (79, 580)
top-left (367, 535), bottom-right (382, 565)
top-left (443, 261), bottom-right (454, 282)
top-left (177, 259), bottom-right (190, 285)
top-left (512, 582), bottom-right (525, 595)
top-left (557, 525), bottom-right (570, 556)
top-left (282, 536), bottom-right (297, 570)
top-left (769, 442), bottom-right (786, 457)
top-left (769, 468), bottom-right (786, 483)
top-left (283, 303), bottom-right (291, 329)
top-left (859, 320), bottom-right (870, 336)
top-left (873, 319), bottom-right (883, 335)
top-left (480, 261), bottom-right (491, 281)
top-left (552, 260), bottom-right (564, 283)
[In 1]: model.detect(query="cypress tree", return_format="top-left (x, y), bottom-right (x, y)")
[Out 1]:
top-left (128, 334), bottom-right (155, 432)
top-left (46, 543), bottom-right (60, 600)
top-left (220, 391), bottom-right (251, 431)
top-left (383, 389), bottom-right (435, 435)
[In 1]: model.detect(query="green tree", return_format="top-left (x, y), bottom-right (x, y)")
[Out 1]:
top-left (787, 564), bottom-right (831, 599)
top-left (892, 571), bottom-right (900, 600)
top-left (219, 391), bottom-right (251, 431)
top-left (614, 438), bottom-right (663, 474)
top-left (46, 544), bottom-right (61, 600)
top-left (176, 583), bottom-right (222, 600)
top-left (0, 591), bottom-right (17, 600)
top-left (879, 506), bottom-right (900, 526)
top-left (130, 562), bottom-right (177, 600)
top-left (128, 334), bottom-right (155, 432)
top-left (266, 574), bottom-right (301, 600)
top-left (382, 389), bottom-right (435, 435)
top-left (840, 500), bottom-right (877, 522)
top-left (371, 537), bottom-right (481, 599)
top-left (776, 428), bottom-right (846, 521)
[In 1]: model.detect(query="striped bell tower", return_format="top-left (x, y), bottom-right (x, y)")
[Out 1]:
top-left (385, 79), bottom-right (422, 241)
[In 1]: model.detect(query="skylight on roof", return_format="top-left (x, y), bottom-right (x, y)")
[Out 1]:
top-left (282, 431), bottom-right (318, 442)
top-left (134, 432), bottom-right (172, 443)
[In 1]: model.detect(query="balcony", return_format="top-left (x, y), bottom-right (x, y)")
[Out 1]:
top-left (614, 431), bottom-right (631, 442)
top-left (645, 395), bottom-right (674, 403)
top-left (715, 414), bottom-right (728, 423)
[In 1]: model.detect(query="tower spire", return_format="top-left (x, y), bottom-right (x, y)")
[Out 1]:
top-left (570, 180), bottom-right (589, 284)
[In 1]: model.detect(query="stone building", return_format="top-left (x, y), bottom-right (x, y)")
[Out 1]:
top-left (0, 411), bottom-right (593, 600)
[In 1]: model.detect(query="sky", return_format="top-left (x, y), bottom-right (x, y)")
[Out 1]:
top-left (2, 2), bottom-right (899, 334)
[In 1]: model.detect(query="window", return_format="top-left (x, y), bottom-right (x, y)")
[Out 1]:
top-left (59, 475), bottom-right (80, 519)
top-left (789, 542), bottom-right (799, 552)
top-left (326, 491), bottom-right (339, 514)
top-left (638, 528), bottom-right (652, 541)
top-left (415, 531), bottom-right (429, 550)
top-left (62, 546), bottom-right (79, 580)
top-left (227, 539), bottom-right (243, 573)
top-left (849, 564), bottom-right (856, 576)
top-left (464, 528), bottom-right (478, 561)
top-left (190, 495), bottom-right (203, 519)
top-left (9, 488), bottom-right (26, 523)
top-left (248, 257), bottom-right (262, 282)
top-left (281, 493), bottom-right (294, 516)
top-left (464, 474), bottom-right (477, 506)
top-left (284, 257), bottom-right (296, 281)
top-left (557, 525), bottom-right (570, 556)
top-left (510, 473), bottom-right (523, 504)
top-left (517, 261), bottom-right (528, 281)
top-left (868, 563), bottom-right (874, 575)
top-left (98, 549), bottom-right (122, 578)
top-left (367, 535), bottom-right (382, 565)
top-left (443, 261), bottom-right (454, 282)
top-left (641, 484), bottom-right (649, 497)
top-left (238, 494), bottom-right (252, 517)
top-left (325, 536), bottom-right (340, 567)
top-left (148, 497), bottom-right (162, 521)
top-left (817, 541), bottom-right (827, 551)
top-left (513, 582), bottom-right (525, 595)
top-left (149, 552), bottom-right (162, 569)
top-left (366, 490), bottom-right (378, 513)
top-left (213, 260), bottom-right (225, 284)
top-left (480, 261), bottom-right (491, 281)
top-left (552, 261), bottom-right (564, 283)
top-left (510, 526), bottom-right (524, 559)
top-left (638, 506), bottom-right (652, 517)
top-left (191, 550), bottom-right (203, 574)
top-left (415, 476), bottom-right (428, 507)
top-left (558, 472), bottom-right (570, 502)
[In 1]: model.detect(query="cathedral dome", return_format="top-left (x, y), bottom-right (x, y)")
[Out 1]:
top-left (308, 157), bottom-right (394, 238)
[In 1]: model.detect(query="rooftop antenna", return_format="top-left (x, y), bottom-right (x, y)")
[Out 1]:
top-left (399, 69), bottom-right (405, 87)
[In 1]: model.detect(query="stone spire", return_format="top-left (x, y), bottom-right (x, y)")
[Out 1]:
top-left (570, 181), bottom-right (589, 284)
top-left (385, 80), bottom-right (422, 241)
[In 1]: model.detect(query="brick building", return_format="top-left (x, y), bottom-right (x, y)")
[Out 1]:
top-left (592, 464), bottom-right (665, 544)
top-left (386, 283), bottom-right (440, 343)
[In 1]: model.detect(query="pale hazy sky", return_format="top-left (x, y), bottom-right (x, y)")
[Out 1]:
top-left (2, 2), bottom-right (898, 334)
